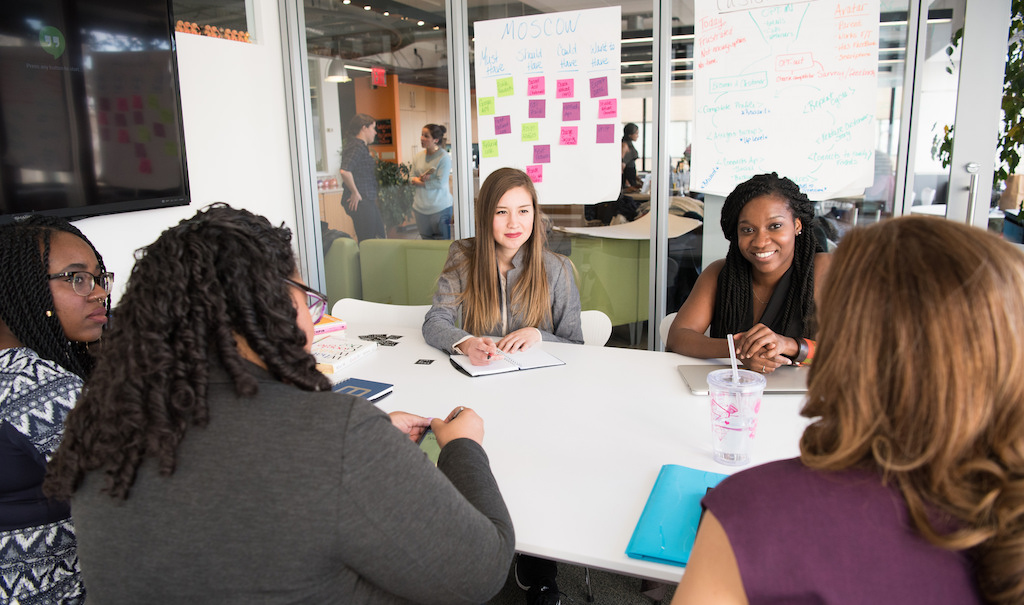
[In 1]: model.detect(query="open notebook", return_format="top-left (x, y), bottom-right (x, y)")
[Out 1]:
top-left (677, 364), bottom-right (810, 395)
top-left (449, 347), bottom-right (564, 377)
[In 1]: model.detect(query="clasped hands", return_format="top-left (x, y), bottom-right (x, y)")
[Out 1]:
top-left (388, 406), bottom-right (483, 446)
top-left (455, 328), bottom-right (542, 366)
top-left (733, 324), bottom-right (793, 374)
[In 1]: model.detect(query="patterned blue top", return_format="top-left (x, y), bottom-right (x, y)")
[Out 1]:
top-left (1, 347), bottom-right (85, 604)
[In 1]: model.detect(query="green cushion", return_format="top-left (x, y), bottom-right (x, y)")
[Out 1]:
top-left (323, 237), bottom-right (362, 310)
top-left (359, 239), bottom-right (453, 305)
top-left (567, 236), bottom-right (649, 326)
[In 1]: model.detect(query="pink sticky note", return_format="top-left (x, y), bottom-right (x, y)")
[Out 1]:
top-left (132, 95), bottom-right (143, 110)
top-left (528, 77), bottom-right (545, 95)
top-left (589, 76), bottom-right (608, 98)
top-left (494, 115), bottom-right (512, 135)
top-left (533, 144), bottom-right (551, 164)
top-left (152, 122), bottom-right (167, 138)
top-left (134, 143), bottom-right (147, 159)
top-left (598, 98), bottom-right (617, 119)
top-left (529, 99), bottom-right (546, 119)
top-left (117, 129), bottom-right (131, 144)
top-left (562, 101), bottom-right (581, 121)
top-left (138, 158), bottom-right (152, 174)
top-left (117, 97), bottom-right (129, 112)
top-left (596, 124), bottom-right (615, 144)
top-left (556, 79), bottom-right (574, 99)
top-left (526, 165), bottom-right (543, 183)
top-left (559, 126), bottom-right (579, 145)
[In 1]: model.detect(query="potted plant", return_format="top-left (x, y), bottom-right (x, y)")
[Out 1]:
top-left (374, 159), bottom-right (414, 231)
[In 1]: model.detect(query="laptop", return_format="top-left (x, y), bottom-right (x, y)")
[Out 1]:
top-left (676, 364), bottom-right (810, 395)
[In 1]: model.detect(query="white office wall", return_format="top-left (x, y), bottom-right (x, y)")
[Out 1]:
top-left (72, 0), bottom-right (295, 303)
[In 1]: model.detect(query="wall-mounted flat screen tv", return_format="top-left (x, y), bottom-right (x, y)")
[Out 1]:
top-left (0, 0), bottom-right (189, 224)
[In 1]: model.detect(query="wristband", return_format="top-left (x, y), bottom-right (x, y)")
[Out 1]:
top-left (786, 337), bottom-right (810, 363)
top-left (804, 339), bottom-right (816, 363)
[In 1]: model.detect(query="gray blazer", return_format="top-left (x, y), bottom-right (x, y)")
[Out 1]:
top-left (423, 239), bottom-right (584, 353)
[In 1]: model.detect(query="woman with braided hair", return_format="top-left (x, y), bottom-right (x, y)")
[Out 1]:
top-left (1, 215), bottom-right (111, 604)
top-left (665, 172), bottom-right (831, 373)
top-left (44, 204), bottom-right (514, 604)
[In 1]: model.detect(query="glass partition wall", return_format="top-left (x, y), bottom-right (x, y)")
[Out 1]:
top-left (287, 0), bottom-right (1006, 350)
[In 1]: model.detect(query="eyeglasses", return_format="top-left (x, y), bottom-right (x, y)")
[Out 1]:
top-left (285, 278), bottom-right (328, 324)
top-left (47, 271), bottom-right (115, 297)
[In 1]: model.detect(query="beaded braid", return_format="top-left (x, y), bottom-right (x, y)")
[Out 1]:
top-left (710, 173), bottom-right (822, 340)
top-left (0, 216), bottom-right (109, 378)
top-left (44, 204), bottom-right (330, 501)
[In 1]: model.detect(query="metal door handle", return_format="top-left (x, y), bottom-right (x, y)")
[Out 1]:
top-left (966, 162), bottom-right (979, 225)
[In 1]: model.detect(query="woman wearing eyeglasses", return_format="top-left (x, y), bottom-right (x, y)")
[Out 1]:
top-left (0, 215), bottom-right (111, 604)
top-left (44, 204), bottom-right (515, 604)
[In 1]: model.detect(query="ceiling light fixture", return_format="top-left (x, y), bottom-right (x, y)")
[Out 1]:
top-left (417, 20), bottom-right (425, 26)
top-left (325, 59), bottom-right (351, 83)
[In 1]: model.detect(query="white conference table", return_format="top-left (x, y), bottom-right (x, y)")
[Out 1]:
top-left (328, 323), bottom-right (810, 583)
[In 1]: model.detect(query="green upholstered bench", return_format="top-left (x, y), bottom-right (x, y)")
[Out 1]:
top-left (358, 239), bottom-right (453, 305)
top-left (566, 235), bottom-right (649, 327)
top-left (323, 237), bottom-right (362, 310)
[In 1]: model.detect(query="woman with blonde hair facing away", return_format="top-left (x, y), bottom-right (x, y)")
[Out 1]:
top-left (423, 167), bottom-right (583, 366)
top-left (44, 204), bottom-right (514, 604)
top-left (673, 216), bottom-right (1024, 604)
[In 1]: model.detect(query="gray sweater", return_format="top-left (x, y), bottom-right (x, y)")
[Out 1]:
top-left (422, 239), bottom-right (584, 353)
top-left (70, 363), bottom-right (515, 604)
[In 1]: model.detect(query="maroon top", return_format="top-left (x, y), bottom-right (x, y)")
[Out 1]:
top-left (703, 458), bottom-right (980, 604)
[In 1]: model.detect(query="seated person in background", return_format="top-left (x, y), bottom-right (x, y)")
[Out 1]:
top-left (672, 216), bottom-right (1024, 604)
top-left (665, 172), bottom-right (831, 373)
top-left (1, 216), bottom-right (111, 604)
top-left (44, 204), bottom-right (515, 604)
top-left (424, 167), bottom-right (583, 366)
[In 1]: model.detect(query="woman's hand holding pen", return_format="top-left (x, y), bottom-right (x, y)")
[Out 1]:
top-left (456, 337), bottom-right (502, 366)
top-left (388, 411), bottom-right (431, 442)
top-left (497, 327), bottom-right (541, 353)
top-left (431, 406), bottom-right (484, 447)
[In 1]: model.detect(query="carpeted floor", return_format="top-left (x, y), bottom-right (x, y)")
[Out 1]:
top-left (486, 560), bottom-right (676, 605)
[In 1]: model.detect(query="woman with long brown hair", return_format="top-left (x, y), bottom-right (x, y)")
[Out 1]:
top-left (423, 167), bottom-right (583, 366)
top-left (673, 216), bottom-right (1024, 604)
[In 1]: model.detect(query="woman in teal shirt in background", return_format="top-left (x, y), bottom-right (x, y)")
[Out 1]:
top-left (410, 123), bottom-right (454, 240)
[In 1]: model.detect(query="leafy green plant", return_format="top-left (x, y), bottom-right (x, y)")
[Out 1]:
top-left (374, 158), bottom-right (414, 230)
top-left (932, 1), bottom-right (1024, 193)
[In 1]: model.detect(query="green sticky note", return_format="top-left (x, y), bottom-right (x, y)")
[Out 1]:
top-left (159, 109), bottom-right (173, 122)
top-left (481, 139), bottom-right (498, 158)
top-left (147, 94), bottom-right (160, 109)
top-left (136, 127), bottom-right (151, 142)
top-left (479, 97), bottom-right (495, 115)
top-left (497, 77), bottom-right (514, 97)
top-left (521, 122), bottom-right (539, 141)
top-left (163, 141), bottom-right (178, 156)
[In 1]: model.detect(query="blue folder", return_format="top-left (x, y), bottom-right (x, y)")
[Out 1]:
top-left (625, 464), bottom-right (728, 567)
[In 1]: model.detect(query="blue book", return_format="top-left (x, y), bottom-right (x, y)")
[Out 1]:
top-left (625, 464), bottom-right (728, 567)
top-left (332, 377), bottom-right (394, 401)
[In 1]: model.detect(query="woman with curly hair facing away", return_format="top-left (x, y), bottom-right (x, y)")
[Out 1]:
top-left (44, 204), bottom-right (515, 604)
top-left (673, 216), bottom-right (1024, 604)
top-left (423, 167), bottom-right (583, 366)
top-left (665, 172), bottom-right (831, 373)
top-left (1, 215), bottom-right (111, 604)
